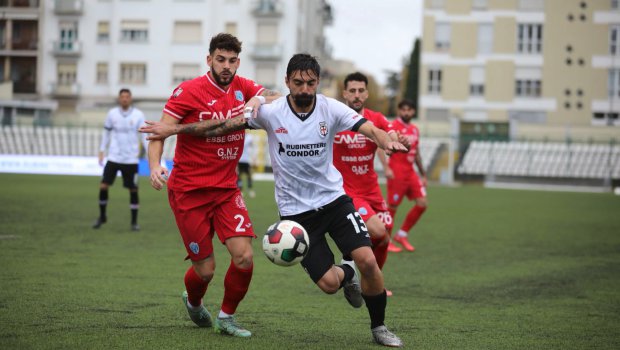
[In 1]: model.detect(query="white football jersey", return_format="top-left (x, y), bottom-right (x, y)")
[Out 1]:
top-left (99, 106), bottom-right (148, 164)
top-left (248, 94), bottom-right (366, 216)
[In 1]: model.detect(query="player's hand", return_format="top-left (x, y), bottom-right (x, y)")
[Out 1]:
top-left (384, 166), bottom-right (394, 180)
top-left (397, 133), bottom-right (411, 151)
top-left (98, 151), bottom-right (105, 166)
top-left (149, 165), bottom-right (169, 190)
top-left (139, 120), bottom-right (175, 140)
top-left (421, 175), bottom-right (428, 187)
top-left (384, 141), bottom-right (408, 156)
top-left (244, 96), bottom-right (262, 118)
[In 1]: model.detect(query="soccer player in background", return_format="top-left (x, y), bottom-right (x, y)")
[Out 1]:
top-left (333, 72), bottom-right (407, 297)
top-left (93, 88), bottom-right (148, 232)
top-left (141, 53), bottom-right (406, 347)
top-left (386, 99), bottom-right (428, 253)
top-left (145, 33), bottom-right (280, 337)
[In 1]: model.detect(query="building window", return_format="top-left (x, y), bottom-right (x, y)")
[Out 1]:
top-left (97, 21), bottom-right (109, 42)
top-left (519, 0), bottom-right (544, 11)
top-left (611, 25), bottom-right (620, 55)
top-left (613, 0), bottom-right (619, 10)
top-left (120, 20), bottom-right (148, 43)
top-left (515, 67), bottom-right (542, 97)
top-left (517, 24), bottom-right (543, 54)
top-left (225, 22), bottom-right (237, 36)
top-left (59, 21), bottom-right (78, 51)
top-left (470, 67), bottom-right (485, 96)
top-left (173, 21), bottom-right (201, 44)
top-left (609, 69), bottom-right (620, 98)
top-left (430, 0), bottom-right (445, 8)
top-left (477, 23), bottom-right (493, 54)
top-left (428, 68), bottom-right (442, 94)
top-left (472, 0), bottom-right (488, 9)
top-left (172, 63), bottom-right (200, 85)
top-left (434, 23), bottom-right (450, 51)
top-left (96, 62), bottom-right (108, 84)
top-left (256, 22), bottom-right (278, 44)
top-left (120, 63), bottom-right (146, 84)
top-left (57, 63), bottom-right (77, 85)
top-left (256, 63), bottom-right (277, 88)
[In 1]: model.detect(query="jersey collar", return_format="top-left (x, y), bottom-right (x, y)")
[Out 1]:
top-left (286, 95), bottom-right (317, 122)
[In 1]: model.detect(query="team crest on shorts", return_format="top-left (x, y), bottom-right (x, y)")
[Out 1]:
top-left (235, 90), bottom-right (244, 101)
top-left (189, 242), bottom-right (199, 255)
top-left (235, 194), bottom-right (247, 210)
top-left (318, 121), bottom-right (328, 137)
top-left (358, 207), bottom-right (368, 215)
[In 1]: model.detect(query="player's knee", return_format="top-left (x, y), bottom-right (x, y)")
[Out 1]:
top-left (317, 278), bottom-right (339, 294)
top-left (194, 266), bottom-right (215, 283)
top-left (99, 183), bottom-right (109, 190)
top-left (355, 253), bottom-right (380, 277)
top-left (231, 250), bottom-right (253, 269)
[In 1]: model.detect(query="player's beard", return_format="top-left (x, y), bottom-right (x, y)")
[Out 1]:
top-left (212, 69), bottom-right (236, 87)
top-left (292, 93), bottom-right (314, 108)
top-left (348, 99), bottom-right (363, 113)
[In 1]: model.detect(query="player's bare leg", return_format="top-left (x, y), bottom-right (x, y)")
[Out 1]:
top-left (364, 215), bottom-right (393, 296)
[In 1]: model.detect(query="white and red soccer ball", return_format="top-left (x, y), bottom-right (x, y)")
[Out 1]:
top-left (262, 220), bottom-right (310, 267)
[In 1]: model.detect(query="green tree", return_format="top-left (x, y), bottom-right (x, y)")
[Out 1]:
top-left (403, 38), bottom-right (420, 108)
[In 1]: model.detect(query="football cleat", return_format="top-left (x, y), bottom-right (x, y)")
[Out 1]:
top-left (182, 291), bottom-right (212, 328)
top-left (393, 235), bottom-right (415, 252)
top-left (372, 325), bottom-right (403, 347)
top-left (215, 316), bottom-right (251, 337)
top-left (387, 241), bottom-right (402, 253)
top-left (131, 224), bottom-right (140, 232)
top-left (341, 259), bottom-right (364, 308)
top-left (92, 217), bottom-right (107, 229)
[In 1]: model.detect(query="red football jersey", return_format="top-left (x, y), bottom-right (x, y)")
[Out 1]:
top-left (163, 72), bottom-right (264, 191)
top-left (333, 108), bottom-right (392, 198)
top-left (388, 117), bottom-right (420, 179)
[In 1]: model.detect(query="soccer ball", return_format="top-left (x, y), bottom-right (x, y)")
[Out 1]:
top-left (262, 220), bottom-right (310, 267)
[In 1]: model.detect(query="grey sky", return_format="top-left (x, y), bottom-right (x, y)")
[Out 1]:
top-left (324, 0), bottom-right (423, 85)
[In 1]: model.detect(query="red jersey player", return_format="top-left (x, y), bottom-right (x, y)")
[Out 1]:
top-left (333, 72), bottom-right (400, 295)
top-left (386, 99), bottom-right (428, 253)
top-left (145, 33), bottom-right (279, 337)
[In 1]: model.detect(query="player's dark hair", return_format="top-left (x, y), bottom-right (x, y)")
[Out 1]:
top-left (119, 88), bottom-right (131, 96)
top-left (344, 72), bottom-right (368, 89)
top-left (286, 53), bottom-right (320, 79)
top-left (209, 33), bottom-right (242, 55)
top-left (398, 99), bottom-right (416, 109)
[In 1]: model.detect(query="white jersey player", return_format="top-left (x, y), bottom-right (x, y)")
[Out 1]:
top-left (94, 88), bottom-right (148, 231)
top-left (138, 54), bottom-right (407, 348)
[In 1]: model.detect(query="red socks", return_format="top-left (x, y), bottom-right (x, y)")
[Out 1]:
top-left (184, 266), bottom-right (209, 307)
top-left (221, 261), bottom-right (254, 315)
top-left (401, 205), bottom-right (426, 232)
top-left (371, 236), bottom-right (389, 269)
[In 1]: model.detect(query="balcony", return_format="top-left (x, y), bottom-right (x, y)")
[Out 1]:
top-left (250, 44), bottom-right (283, 61)
top-left (54, 0), bottom-right (82, 15)
top-left (251, 0), bottom-right (282, 17)
top-left (50, 82), bottom-right (80, 97)
top-left (52, 40), bottom-right (82, 57)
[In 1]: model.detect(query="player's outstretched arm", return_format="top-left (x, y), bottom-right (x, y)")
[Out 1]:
top-left (139, 114), bottom-right (248, 140)
top-left (146, 113), bottom-right (177, 190)
top-left (358, 122), bottom-right (408, 156)
top-left (244, 89), bottom-right (281, 118)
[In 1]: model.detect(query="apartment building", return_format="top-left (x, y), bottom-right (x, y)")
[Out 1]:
top-left (420, 0), bottom-right (620, 142)
top-left (39, 0), bottom-right (331, 113)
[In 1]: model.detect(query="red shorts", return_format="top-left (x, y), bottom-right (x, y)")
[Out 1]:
top-left (387, 173), bottom-right (426, 207)
top-left (168, 187), bottom-right (256, 261)
top-left (351, 195), bottom-right (393, 231)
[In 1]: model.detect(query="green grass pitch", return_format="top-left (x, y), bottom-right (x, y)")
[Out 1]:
top-left (0, 173), bottom-right (619, 349)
